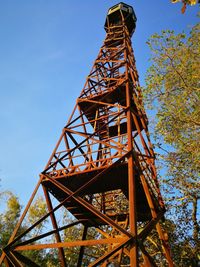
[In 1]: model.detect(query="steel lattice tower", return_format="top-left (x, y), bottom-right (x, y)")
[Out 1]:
top-left (1, 3), bottom-right (174, 267)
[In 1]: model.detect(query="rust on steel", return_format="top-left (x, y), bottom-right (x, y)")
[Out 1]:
top-left (1, 2), bottom-right (174, 266)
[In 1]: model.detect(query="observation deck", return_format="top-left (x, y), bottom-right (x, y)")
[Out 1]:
top-left (104, 2), bottom-right (137, 36)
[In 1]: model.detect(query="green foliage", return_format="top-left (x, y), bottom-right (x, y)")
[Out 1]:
top-left (28, 196), bottom-right (47, 224)
top-left (62, 212), bottom-right (104, 266)
top-left (0, 191), bottom-right (52, 266)
top-left (0, 191), bottom-right (22, 250)
top-left (144, 22), bottom-right (200, 265)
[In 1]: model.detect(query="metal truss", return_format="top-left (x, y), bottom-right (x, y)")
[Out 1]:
top-left (1, 3), bottom-right (174, 267)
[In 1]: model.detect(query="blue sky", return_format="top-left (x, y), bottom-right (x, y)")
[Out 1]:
top-left (0, 1), bottom-right (199, 206)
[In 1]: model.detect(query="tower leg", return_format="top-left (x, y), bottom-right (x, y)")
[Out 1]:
top-left (156, 223), bottom-right (174, 267)
top-left (128, 156), bottom-right (138, 267)
top-left (125, 45), bottom-right (138, 265)
top-left (3, 256), bottom-right (14, 267)
top-left (127, 109), bottom-right (138, 265)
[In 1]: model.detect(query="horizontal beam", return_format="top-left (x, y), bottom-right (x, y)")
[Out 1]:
top-left (14, 237), bottom-right (128, 251)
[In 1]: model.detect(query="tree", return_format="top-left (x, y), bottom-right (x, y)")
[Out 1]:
top-left (144, 21), bottom-right (200, 266)
top-left (171, 0), bottom-right (199, 13)
top-left (62, 210), bottom-right (107, 266)
top-left (0, 191), bottom-right (50, 266)
top-left (0, 191), bottom-right (22, 250)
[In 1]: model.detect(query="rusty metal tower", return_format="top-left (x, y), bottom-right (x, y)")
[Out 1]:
top-left (1, 3), bottom-right (174, 266)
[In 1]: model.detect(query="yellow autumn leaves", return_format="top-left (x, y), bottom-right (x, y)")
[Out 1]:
top-left (171, 0), bottom-right (199, 13)
top-left (171, 0), bottom-right (198, 5)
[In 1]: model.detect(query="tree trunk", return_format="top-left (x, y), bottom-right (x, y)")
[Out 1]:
top-left (192, 195), bottom-right (199, 253)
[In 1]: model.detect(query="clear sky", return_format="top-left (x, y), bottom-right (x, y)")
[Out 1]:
top-left (0, 1), bottom-right (199, 206)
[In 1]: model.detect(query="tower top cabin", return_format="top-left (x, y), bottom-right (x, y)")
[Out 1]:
top-left (104, 2), bottom-right (137, 36)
